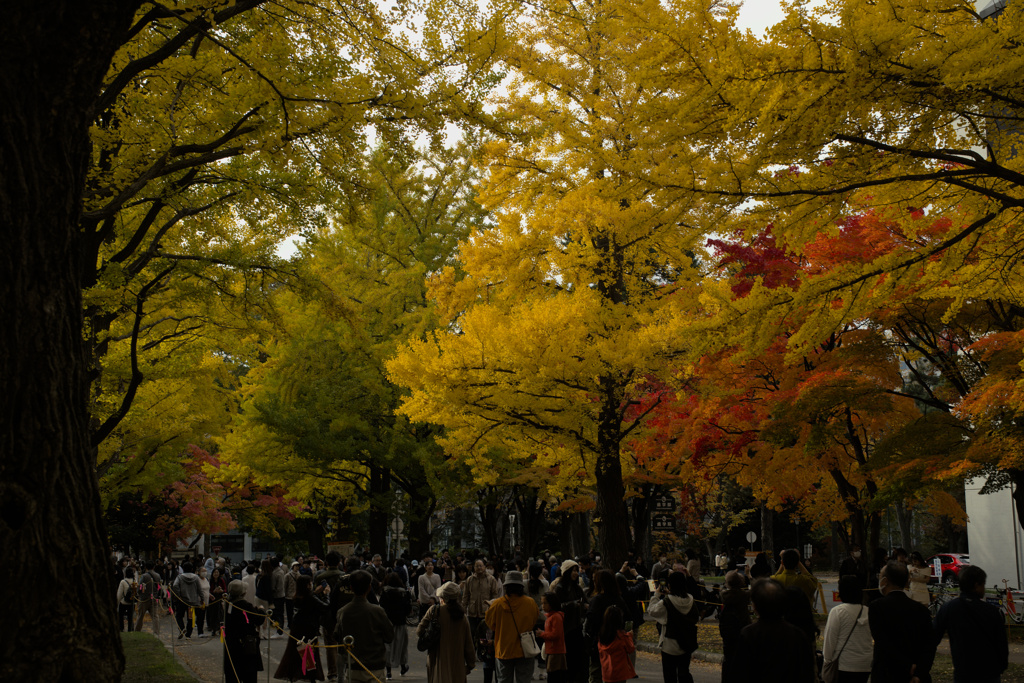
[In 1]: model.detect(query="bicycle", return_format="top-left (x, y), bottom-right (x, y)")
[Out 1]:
top-left (989, 580), bottom-right (1024, 625)
top-left (927, 582), bottom-right (957, 618)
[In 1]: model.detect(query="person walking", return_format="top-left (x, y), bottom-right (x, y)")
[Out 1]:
top-left (551, 560), bottom-right (588, 683)
top-left (907, 552), bottom-right (931, 607)
top-left (464, 559), bottom-right (503, 635)
top-left (646, 571), bottom-right (699, 683)
top-left (485, 570), bottom-right (540, 683)
top-left (597, 605), bottom-right (636, 683)
top-left (223, 579), bottom-right (266, 683)
top-left (135, 561), bottom-right (161, 634)
top-left (171, 562), bottom-right (203, 639)
top-left (380, 572), bottom-right (413, 679)
top-left (285, 561), bottom-right (301, 629)
top-left (272, 557), bottom-right (287, 636)
top-left (822, 576), bottom-right (872, 683)
top-left (584, 570), bottom-right (630, 683)
top-left (536, 591), bottom-right (567, 683)
top-left (274, 575), bottom-right (328, 682)
top-left (116, 568), bottom-right (137, 632)
top-left (418, 560), bottom-right (442, 620)
top-left (254, 560), bottom-right (275, 639)
top-left (335, 570), bottom-right (394, 683)
top-left (196, 566), bottom-right (211, 637)
top-left (737, 579), bottom-right (816, 682)
top-left (933, 565), bottom-right (1008, 683)
top-left (418, 581), bottom-right (476, 683)
top-left (314, 551), bottom-right (346, 683)
top-left (718, 570), bottom-right (750, 683)
top-left (207, 566), bottom-right (229, 634)
top-left (868, 561), bottom-right (935, 683)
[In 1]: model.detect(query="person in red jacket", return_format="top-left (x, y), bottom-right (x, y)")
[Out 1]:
top-left (597, 605), bottom-right (636, 683)
top-left (536, 592), bottom-right (568, 683)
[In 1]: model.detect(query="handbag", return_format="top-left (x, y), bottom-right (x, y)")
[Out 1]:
top-left (417, 605), bottom-right (441, 652)
top-left (506, 597), bottom-right (541, 658)
top-left (240, 633), bottom-right (261, 658)
top-left (821, 606), bottom-right (862, 683)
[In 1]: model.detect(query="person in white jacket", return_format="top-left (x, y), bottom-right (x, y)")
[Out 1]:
top-left (116, 568), bottom-right (137, 632)
top-left (822, 576), bottom-right (872, 682)
top-left (646, 571), bottom-right (700, 681)
top-left (197, 567), bottom-right (211, 637)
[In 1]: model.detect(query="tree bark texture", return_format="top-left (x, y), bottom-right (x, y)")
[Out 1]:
top-left (1, 3), bottom-right (141, 681)
top-left (368, 465), bottom-right (390, 554)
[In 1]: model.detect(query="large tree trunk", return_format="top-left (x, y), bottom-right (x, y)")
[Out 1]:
top-left (406, 491), bottom-right (435, 559)
top-left (595, 381), bottom-right (632, 570)
top-left (631, 483), bottom-right (654, 566)
top-left (1, 4), bottom-right (140, 681)
top-left (895, 501), bottom-right (914, 550)
top-left (513, 487), bottom-right (547, 558)
top-left (760, 504), bottom-right (774, 560)
top-left (368, 465), bottom-right (390, 555)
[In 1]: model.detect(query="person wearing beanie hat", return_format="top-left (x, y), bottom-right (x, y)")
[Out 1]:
top-left (417, 582), bottom-right (476, 683)
top-left (485, 571), bottom-right (540, 682)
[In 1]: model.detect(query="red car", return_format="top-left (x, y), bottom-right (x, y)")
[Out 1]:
top-left (927, 553), bottom-right (969, 584)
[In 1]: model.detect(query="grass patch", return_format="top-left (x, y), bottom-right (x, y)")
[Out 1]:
top-left (122, 632), bottom-right (196, 683)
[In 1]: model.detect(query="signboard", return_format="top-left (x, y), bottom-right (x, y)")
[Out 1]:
top-left (746, 531), bottom-right (757, 544)
top-left (653, 493), bottom-right (677, 512)
top-left (652, 513), bottom-right (677, 532)
top-left (327, 542), bottom-right (356, 558)
top-left (804, 544), bottom-right (813, 559)
top-left (933, 557), bottom-right (943, 582)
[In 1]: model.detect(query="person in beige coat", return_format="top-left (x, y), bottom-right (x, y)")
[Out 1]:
top-left (418, 581), bottom-right (476, 683)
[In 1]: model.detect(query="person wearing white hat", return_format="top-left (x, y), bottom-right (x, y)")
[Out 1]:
top-left (485, 571), bottom-right (541, 683)
top-left (417, 582), bottom-right (476, 683)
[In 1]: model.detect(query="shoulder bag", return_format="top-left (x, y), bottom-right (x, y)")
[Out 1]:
top-left (417, 605), bottom-right (441, 652)
top-left (507, 597), bottom-right (541, 658)
top-left (821, 605), bottom-right (863, 683)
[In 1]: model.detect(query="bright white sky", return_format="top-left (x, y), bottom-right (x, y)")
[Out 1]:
top-left (735, 2), bottom-right (789, 35)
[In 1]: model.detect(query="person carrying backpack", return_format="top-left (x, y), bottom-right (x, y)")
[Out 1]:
top-left (116, 568), bottom-right (137, 632)
top-left (135, 561), bottom-right (161, 634)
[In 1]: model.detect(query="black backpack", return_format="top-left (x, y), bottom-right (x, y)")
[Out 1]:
top-left (255, 574), bottom-right (273, 601)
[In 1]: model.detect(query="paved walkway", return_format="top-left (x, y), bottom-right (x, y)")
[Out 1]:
top-left (134, 610), bottom-right (724, 682)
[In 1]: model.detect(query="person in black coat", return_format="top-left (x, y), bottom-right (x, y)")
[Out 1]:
top-left (868, 561), bottom-right (936, 683)
top-left (738, 578), bottom-right (816, 683)
top-left (934, 564), bottom-right (1007, 683)
top-left (718, 570), bottom-right (750, 683)
top-left (584, 570), bottom-right (630, 683)
top-left (274, 575), bottom-right (329, 682)
top-left (223, 580), bottom-right (267, 683)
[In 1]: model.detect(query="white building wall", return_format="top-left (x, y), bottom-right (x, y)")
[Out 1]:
top-left (966, 476), bottom-right (1024, 589)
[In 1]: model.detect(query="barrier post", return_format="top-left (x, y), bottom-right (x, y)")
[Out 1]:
top-left (343, 635), bottom-right (354, 683)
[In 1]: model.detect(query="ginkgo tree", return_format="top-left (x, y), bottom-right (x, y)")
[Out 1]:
top-left (2, 1), bottom-right (506, 679)
top-left (220, 143), bottom-right (488, 556)
top-left (388, 0), bottom-right (744, 568)
top-left (86, 0), bottom-right (508, 504)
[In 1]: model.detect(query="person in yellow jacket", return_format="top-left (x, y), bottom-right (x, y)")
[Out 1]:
top-left (773, 549), bottom-right (819, 605)
top-left (485, 571), bottom-right (540, 683)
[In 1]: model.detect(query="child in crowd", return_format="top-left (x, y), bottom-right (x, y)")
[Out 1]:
top-left (597, 605), bottom-right (636, 683)
top-left (476, 619), bottom-right (495, 683)
top-left (536, 591), bottom-right (568, 683)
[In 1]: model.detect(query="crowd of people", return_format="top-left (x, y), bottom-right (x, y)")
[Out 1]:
top-left (110, 543), bottom-right (1011, 683)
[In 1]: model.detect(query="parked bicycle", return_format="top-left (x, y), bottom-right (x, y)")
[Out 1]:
top-left (988, 580), bottom-right (1024, 625)
top-left (928, 582), bottom-right (957, 618)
